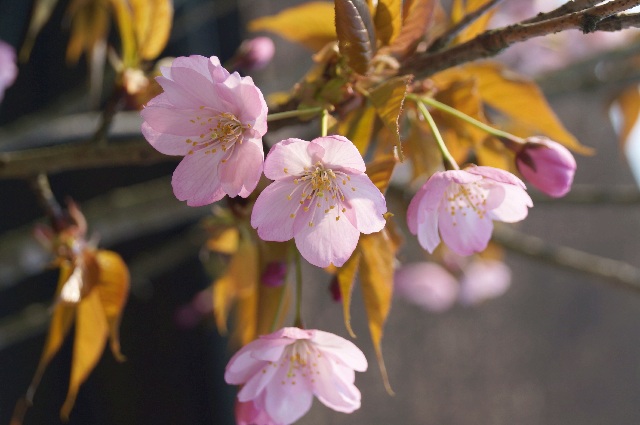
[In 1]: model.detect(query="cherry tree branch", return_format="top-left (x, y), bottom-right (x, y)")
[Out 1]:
top-left (523, 0), bottom-right (604, 24)
top-left (403, 0), bottom-right (640, 78)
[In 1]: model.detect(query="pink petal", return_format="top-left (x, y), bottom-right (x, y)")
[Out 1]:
top-left (140, 105), bottom-right (204, 136)
top-left (263, 139), bottom-right (314, 180)
top-left (340, 173), bottom-right (387, 234)
top-left (407, 174), bottom-right (449, 252)
top-left (487, 183), bottom-right (532, 223)
top-left (225, 348), bottom-right (267, 385)
top-left (264, 366), bottom-right (314, 424)
top-left (444, 169), bottom-right (483, 185)
top-left (313, 135), bottom-right (366, 173)
top-left (141, 122), bottom-right (192, 155)
top-left (237, 76), bottom-right (269, 135)
top-left (172, 55), bottom-right (229, 83)
top-left (219, 141), bottom-right (264, 198)
top-left (459, 260), bottom-right (511, 305)
top-left (167, 66), bottom-right (223, 106)
top-left (251, 181), bottom-right (302, 242)
top-left (438, 201), bottom-right (494, 256)
top-left (312, 358), bottom-right (362, 413)
top-left (294, 201), bottom-right (360, 268)
top-left (237, 362), bottom-right (279, 402)
top-left (468, 165), bottom-right (526, 189)
top-left (311, 330), bottom-right (368, 372)
top-left (416, 207), bottom-right (441, 254)
top-left (394, 262), bottom-right (459, 312)
top-left (172, 152), bottom-right (226, 206)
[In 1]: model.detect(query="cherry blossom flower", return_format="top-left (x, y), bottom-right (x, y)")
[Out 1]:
top-left (251, 136), bottom-right (387, 268)
top-left (0, 40), bottom-right (17, 103)
top-left (407, 166), bottom-right (532, 256)
top-left (141, 55), bottom-right (268, 206)
top-left (225, 327), bottom-right (367, 425)
top-left (458, 259), bottom-right (512, 305)
top-left (515, 136), bottom-right (576, 198)
top-left (394, 262), bottom-right (459, 312)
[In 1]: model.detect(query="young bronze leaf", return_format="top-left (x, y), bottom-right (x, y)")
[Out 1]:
top-left (336, 249), bottom-right (362, 338)
top-left (609, 85), bottom-right (640, 150)
top-left (335, 0), bottom-right (376, 75)
top-left (94, 250), bottom-right (130, 361)
top-left (387, 0), bottom-right (435, 58)
top-left (248, 2), bottom-right (336, 51)
top-left (61, 288), bottom-right (109, 420)
top-left (66, 0), bottom-right (110, 64)
top-left (369, 75), bottom-right (412, 158)
top-left (374, 0), bottom-right (402, 46)
top-left (131, 0), bottom-right (173, 60)
top-left (19, 0), bottom-right (60, 61)
top-left (359, 230), bottom-right (396, 394)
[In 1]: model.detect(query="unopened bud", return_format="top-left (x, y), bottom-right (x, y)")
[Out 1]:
top-left (261, 261), bottom-right (287, 287)
top-left (515, 136), bottom-right (577, 198)
top-left (233, 37), bottom-right (275, 72)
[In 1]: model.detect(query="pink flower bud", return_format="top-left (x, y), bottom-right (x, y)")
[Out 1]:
top-left (0, 40), bottom-right (17, 103)
top-left (261, 261), bottom-right (287, 287)
top-left (234, 37), bottom-right (275, 72)
top-left (516, 136), bottom-right (576, 198)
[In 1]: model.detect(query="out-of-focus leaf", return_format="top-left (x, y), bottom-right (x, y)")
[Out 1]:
top-left (433, 78), bottom-right (486, 148)
top-left (207, 227), bottom-right (240, 255)
top-left (374, 0), bottom-right (402, 46)
top-left (387, 0), bottom-right (435, 57)
top-left (212, 238), bottom-right (258, 336)
top-left (451, 0), bottom-right (496, 43)
top-left (66, 0), bottom-right (111, 64)
top-left (337, 104), bottom-right (377, 154)
top-left (369, 75), bottom-right (412, 160)
top-left (359, 229), bottom-right (396, 395)
top-left (335, 0), bottom-right (375, 74)
top-left (336, 250), bottom-right (362, 338)
top-left (366, 154), bottom-right (396, 193)
top-left (248, 2), bottom-right (336, 51)
top-left (130, 0), bottom-right (173, 60)
top-left (20, 0), bottom-right (60, 61)
top-left (433, 62), bottom-right (592, 154)
top-left (610, 85), bottom-right (640, 150)
top-left (60, 287), bottom-right (109, 420)
top-left (110, 0), bottom-right (138, 67)
top-left (404, 109), bottom-right (444, 181)
top-left (230, 281), bottom-right (258, 348)
top-left (255, 241), bottom-right (291, 336)
top-left (94, 250), bottom-right (130, 361)
top-left (476, 137), bottom-right (511, 169)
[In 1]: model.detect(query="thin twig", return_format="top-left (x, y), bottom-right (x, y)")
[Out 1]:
top-left (428, 0), bottom-right (505, 52)
top-left (492, 225), bottom-right (640, 293)
top-left (403, 0), bottom-right (640, 78)
top-left (523, 0), bottom-right (603, 24)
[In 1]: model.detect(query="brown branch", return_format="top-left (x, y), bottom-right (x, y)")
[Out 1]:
top-left (0, 138), bottom-right (175, 179)
top-left (597, 12), bottom-right (640, 31)
top-left (402, 0), bottom-right (640, 78)
top-left (428, 0), bottom-right (505, 52)
top-left (523, 0), bottom-right (603, 24)
top-left (492, 225), bottom-right (640, 293)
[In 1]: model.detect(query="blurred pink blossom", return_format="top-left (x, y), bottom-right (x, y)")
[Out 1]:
top-left (458, 260), bottom-right (512, 305)
top-left (251, 136), bottom-right (387, 268)
top-left (233, 37), bottom-right (276, 72)
top-left (225, 327), bottom-right (367, 424)
top-left (394, 262), bottom-right (459, 312)
top-left (235, 400), bottom-right (284, 425)
top-left (407, 166), bottom-right (532, 256)
top-left (141, 55), bottom-right (267, 206)
top-left (515, 136), bottom-right (576, 198)
top-left (0, 40), bottom-right (17, 103)
top-left (261, 261), bottom-right (288, 287)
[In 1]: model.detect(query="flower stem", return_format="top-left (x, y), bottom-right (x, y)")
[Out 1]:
top-left (414, 99), bottom-right (460, 170)
top-left (321, 108), bottom-right (329, 137)
top-left (419, 96), bottom-right (524, 143)
top-left (267, 107), bottom-right (324, 122)
top-left (293, 249), bottom-right (304, 328)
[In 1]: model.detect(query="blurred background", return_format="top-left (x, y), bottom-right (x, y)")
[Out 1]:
top-left (1, 0), bottom-right (640, 424)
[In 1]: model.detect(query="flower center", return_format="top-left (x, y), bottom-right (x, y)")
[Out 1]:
top-left (445, 181), bottom-right (488, 223)
top-left (267, 341), bottom-right (322, 387)
top-left (186, 110), bottom-right (251, 161)
top-left (287, 162), bottom-right (354, 227)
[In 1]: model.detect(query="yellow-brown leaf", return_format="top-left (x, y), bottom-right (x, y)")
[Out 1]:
top-left (374, 0), bottom-right (403, 46)
top-left (337, 104), bottom-right (378, 155)
top-left (110, 0), bottom-right (138, 67)
top-left (369, 75), bottom-right (412, 159)
top-left (61, 288), bottom-right (109, 420)
top-left (451, 0), bottom-right (496, 43)
top-left (207, 227), bottom-right (240, 255)
top-left (610, 85), bottom-right (640, 150)
top-left (387, 0), bottom-right (436, 58)
top-left (131, 0), bottom-right (173, 60)
top-left (359, 230), bottom-right (396, 394)
top-left (248, 2), bottom-right (336, 51)
top-left (66, 0), bottom-right (111, 64)
top-left (94, 250), bottom-right (130, 361)
top-left (19, 0), bottom-right (60, 62)
top-left (336, 250), bottom-right (362, 338)
top-left (366, 154), bottom-right (396, 193)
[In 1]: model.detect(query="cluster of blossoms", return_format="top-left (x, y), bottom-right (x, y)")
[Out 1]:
top-left (140, 54), bottom-right (577, 424)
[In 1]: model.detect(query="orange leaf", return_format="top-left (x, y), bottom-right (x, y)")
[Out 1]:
top-left (387, 0), bottom-right (436, 58)
top-left (337, 104), bottom-right (378, 155)
top-left (94, 250), bottom-right (130, 361)
top-left (336, 249), bottom-right (362, 338)
top-left (452, 0), bottom-right (497, 43)
top-left (248, 2), bottom-right (336, 51)
top-left (369, 75), bottom-right (412, 160)
top-left (609, 85), bottom-right (640, 150)
top-left (206, 227), bottom-right (240, 255)
top-left (66, 0), bottom-right (111, 64)
top-left (61, 288), bottom-right (109, 420)
top-left (359, 229), bottom-right (396, 395)
top-left (374, 0), bottom-right (403, 46)
top-left (131, 0), bottom-right (173, 60)
top-left (110, 0), bottom-right (138, 67)
top-left (366, 154), bottom-right (397, 193)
